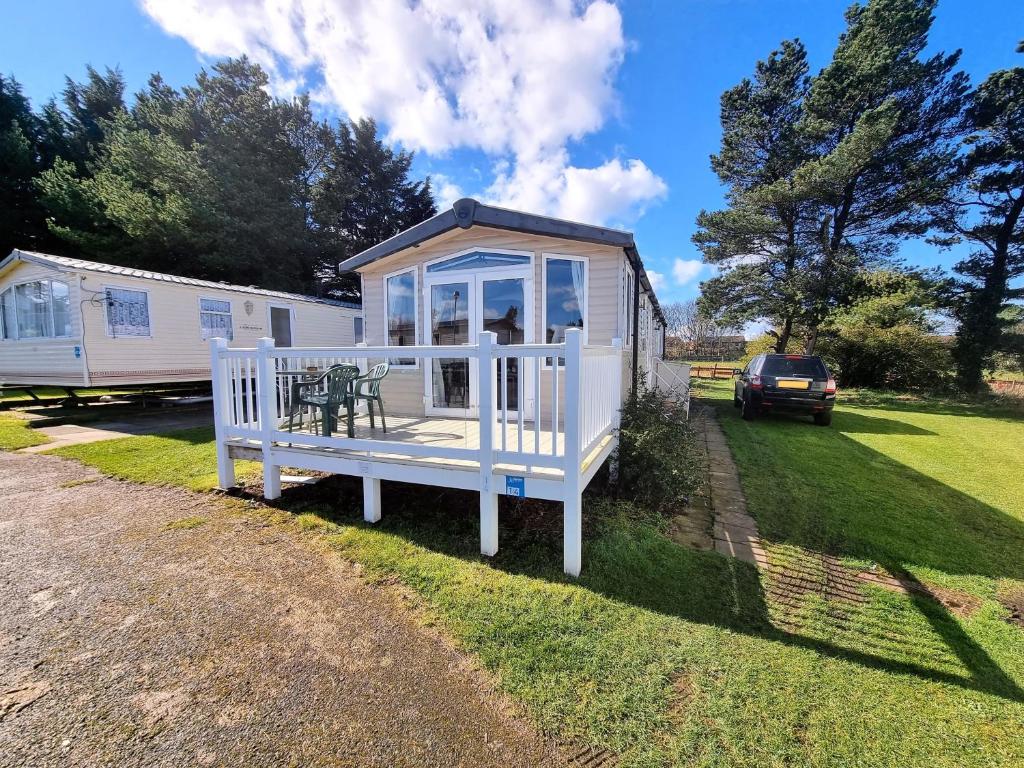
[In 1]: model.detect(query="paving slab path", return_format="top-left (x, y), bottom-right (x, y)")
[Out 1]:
top-left (684, 405), bottom-right (768, 566)
top-left (18, 409), bottom-right (214, 453)
top-left (0, 451), bottom-right (559, 768)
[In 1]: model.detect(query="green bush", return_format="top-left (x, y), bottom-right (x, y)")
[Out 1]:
top-left (614, 383), bottom-right (703, 514)
top-left (817, 324), bottom-right (954, 390)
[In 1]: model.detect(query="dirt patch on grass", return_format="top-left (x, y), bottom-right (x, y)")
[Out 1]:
top-left (998, 586), bottom-right (1024, 628)
top-left (923, 584), bottom-right (983, 619)
top-left (667, 673), bottom-right (695, 724)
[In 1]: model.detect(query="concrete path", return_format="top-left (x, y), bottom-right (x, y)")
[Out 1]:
top-left (19, 410), bottom-right (213, 453)
top-left (0, 452), bottom-right (559, 767)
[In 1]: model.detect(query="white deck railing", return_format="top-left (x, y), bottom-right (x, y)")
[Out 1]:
top-left (209, 329), bottom-right (622, 576)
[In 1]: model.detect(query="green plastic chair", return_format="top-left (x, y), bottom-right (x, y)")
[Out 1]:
top-left (288, 364), bottom-right (360, 437)
top-left (350, 362), bottom-right (390, 433)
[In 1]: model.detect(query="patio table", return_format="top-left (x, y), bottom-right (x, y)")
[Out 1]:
top-left (277, 368), bottom-right (363, 437)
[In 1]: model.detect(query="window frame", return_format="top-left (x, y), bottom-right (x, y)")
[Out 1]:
top-left (383, 266), bottom-right (419, 369)
top-left (104, 284), bottom-right (153, 339)
top-left (423, 247), bottom-right (534, 274)
top-left (198, 295), bottom-right (234, 341)
top-left (541, 252), bottom-right (589, 369)
top-left (353, 316), bottom-right (364, 344)
top-left (0, 278), bottom-right (74, 341)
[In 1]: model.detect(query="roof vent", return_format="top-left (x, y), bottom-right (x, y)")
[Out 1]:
top-left (452, 198), bottom-right (477, 229)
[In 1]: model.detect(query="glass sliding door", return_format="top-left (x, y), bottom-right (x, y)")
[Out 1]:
top-left (481, 277), bottom-right (526, 413)
top-left (428, 281), bottom-right (471, 411)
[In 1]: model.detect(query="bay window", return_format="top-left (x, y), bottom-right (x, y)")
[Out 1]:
top-left (0, 279), bottom-right (71, 340)
top-left (385, 269), bottom-right (417, 366)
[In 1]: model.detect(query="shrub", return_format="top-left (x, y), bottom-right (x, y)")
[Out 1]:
top-left (614, 383), bottom-right (703, 514)
top-left (817, 323), bottom-right (954, 390)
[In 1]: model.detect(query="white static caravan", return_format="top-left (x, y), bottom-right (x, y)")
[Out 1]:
top-left (0, 250), bottom-right (362, 388)
top-left (209, 199), bottom-right (690, 576)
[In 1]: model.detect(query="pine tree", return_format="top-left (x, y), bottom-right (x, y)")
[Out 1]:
top-left (313, 117), bottom-right (436, 298)
top-left (931, 55), bottom-right (1024, 391)
top-left (693, 40), bottom-right (815, 351)
top-left (793, 0), bottom-right (968, 351)
top-left (0, 75), bottom-right (51, 254)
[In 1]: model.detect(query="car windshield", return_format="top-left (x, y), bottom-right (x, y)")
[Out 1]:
top-left (761, 356), bottom-right (828, 378)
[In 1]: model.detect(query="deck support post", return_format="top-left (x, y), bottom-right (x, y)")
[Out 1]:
top-left (209, 337), bottom-right (236, 489)
top-left (477, 331), bottom-right (499, 557)
top-left (363, 476), bottom-right (381, 523)
top-left (256, 337), bottom-right (281, 500)
top-left (563, 329), bottom-right (584, 577)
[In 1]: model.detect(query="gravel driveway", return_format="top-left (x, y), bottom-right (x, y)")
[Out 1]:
top-left (0, 452), bottom-right (558, 767)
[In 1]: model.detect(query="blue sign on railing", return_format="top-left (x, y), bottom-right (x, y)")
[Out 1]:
top-left (505, 475), bottom-right (526, 498)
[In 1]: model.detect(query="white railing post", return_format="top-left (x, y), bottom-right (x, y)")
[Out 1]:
top-left (477, 331), bottom-right (499, 557)
top-left (608, 337), bottom-right (623, 486)
top-left (256, 337), bottom-right (281, 500)
top-left (563, 328), bottom-right (584, 577)
top-left (209, 337), bottom-right (235, 489)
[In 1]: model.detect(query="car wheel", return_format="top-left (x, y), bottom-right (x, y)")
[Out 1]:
top-left (733, 392), bottom-right (742, 408)
top-left (813, 411), bottom-right (832, 427)
top-left (741, 395), bottom-right (756, 421)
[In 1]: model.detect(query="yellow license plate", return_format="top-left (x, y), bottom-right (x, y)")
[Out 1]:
top-left (777, 379), bottom-right (810, 390)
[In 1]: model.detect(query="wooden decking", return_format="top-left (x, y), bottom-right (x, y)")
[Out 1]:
top-left (225, 412), bottom-right (599, 480)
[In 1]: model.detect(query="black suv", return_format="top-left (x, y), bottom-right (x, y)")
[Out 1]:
top-left (734, 354), bottom-right (837, 426)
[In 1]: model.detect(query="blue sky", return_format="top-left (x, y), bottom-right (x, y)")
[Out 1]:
top-left (4, 0), bottom-right (1022, 307)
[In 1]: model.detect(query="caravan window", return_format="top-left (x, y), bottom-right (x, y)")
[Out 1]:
top-left (354, 316), bottom-right (364, 344)
top-left (199, 297), bottom-right (233, 340)
top-left (0, 289), bottom-right (14, 339)
top-left (385, 269), bottom-right (417, 367)
top-left (106, 287), bottom-right (151, 337)
top-left (2, 280), bottom-right (71, 340)
top-left (543, 255), bottom-right (587, 366)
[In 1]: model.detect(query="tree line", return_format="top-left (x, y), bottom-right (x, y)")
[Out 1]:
top-left (0, 57), bottom-right (436, 299)
top-left (693, 0), bottom-right (1023, 392)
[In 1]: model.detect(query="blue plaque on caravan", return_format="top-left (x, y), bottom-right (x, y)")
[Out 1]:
top-left (505, 475), bottom-right (526, 498)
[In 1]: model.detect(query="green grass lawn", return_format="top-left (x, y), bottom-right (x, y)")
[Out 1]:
top-left (50, 426), bottom-right (259, 492)
top-left (0, 414), bottom-right (48, 450)
top-left (41, 397), bottom-right (1024, 767)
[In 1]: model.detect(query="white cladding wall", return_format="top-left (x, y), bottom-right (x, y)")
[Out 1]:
top-left (356, 225), bottom-right (636, 420)
top-left (0, 260), bottom-right (361, 386)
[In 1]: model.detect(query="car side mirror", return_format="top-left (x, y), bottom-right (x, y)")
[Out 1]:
top-left (733, 368), bottom-right (743, 376)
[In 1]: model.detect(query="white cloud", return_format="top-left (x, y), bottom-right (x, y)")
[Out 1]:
top-left (431, 174), bottom-right (465, 210)
top-left (646, 270), bottom-right (666, 293)
top-left (140, 0), bottom-right (666, 225)
top-left (672, 258), bottom-right (704, 285)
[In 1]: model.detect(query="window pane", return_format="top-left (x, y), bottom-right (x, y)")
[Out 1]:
top-left (200, 298), bottom-right (231, 313)
top-left (107, 288), bottom-right (150, 336)
top-left (426, 251), bottom-right (530, 273)
top-left (545, 258), bottom-right (585, 364)
top-left (386, 271), bottom-right (416, 365)
top-left (354, 317), bottom-right (364, 344)
top-left (761, 356), bottom-right (828, 378)
top-left (15, 282), bottom-right (52, 338)
top-left (50, 281), bottom-right (70, 337)
top-left (199, 298), bottom-right (233, 341)
top-left (0, 289), bottom-right (14, 339)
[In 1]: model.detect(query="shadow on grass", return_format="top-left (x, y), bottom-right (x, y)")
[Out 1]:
top-left (259, 470), bottom-right (1024, 704)
top-left (712, 404), bottom-right (1024, 584)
